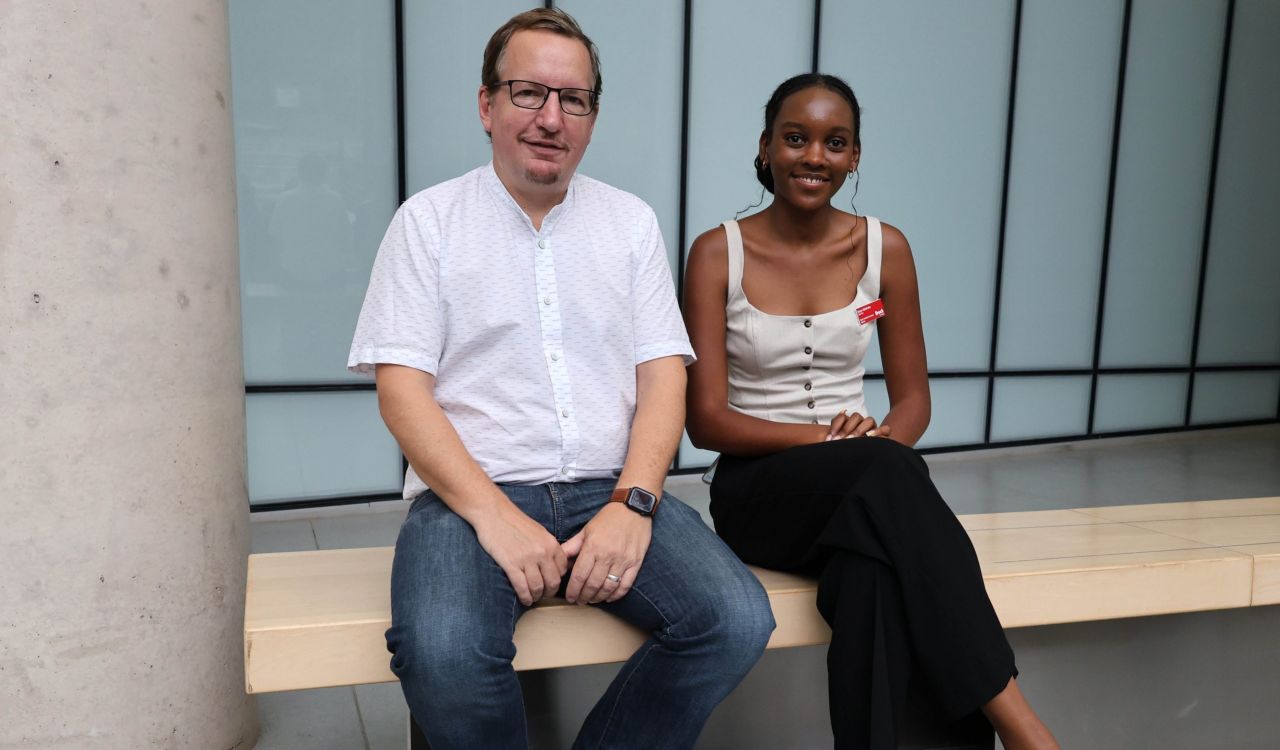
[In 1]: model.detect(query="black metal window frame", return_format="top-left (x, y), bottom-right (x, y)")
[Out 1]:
top-left (248, 0), bottom-right (1276, 512)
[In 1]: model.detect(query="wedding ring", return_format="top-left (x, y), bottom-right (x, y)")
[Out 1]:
top-left (605, 573), bottom-right (621, 583)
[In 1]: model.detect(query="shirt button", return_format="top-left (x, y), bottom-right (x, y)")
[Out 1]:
top-left (561, 408), bottom-right (569, 418)
top-left (803, 365), bottom-right (810, 371)
top-left (807, 400), bottom-right (816, 409)
top-left (812, 418), bottom-right (819, 424)
top-left (550, 352), bottom-right (559, 361)
top-left (561, 465), bottom-right (571, 474)
top-left (543, 295), bottom-right (552, 305)
top-left (804, 319), bottom-right (812, 328)
top-left (804, 346), bottom-right (813, 355)
top-left (538, 239), bottom-right (548, 249)
top-left (804, 382), bottom-right (812, 391)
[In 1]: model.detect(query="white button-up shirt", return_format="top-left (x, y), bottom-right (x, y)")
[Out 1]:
top-left (349, 164), bottom-right (693, 498)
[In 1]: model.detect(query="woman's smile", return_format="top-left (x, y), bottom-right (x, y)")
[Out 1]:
top-left (793, 173), bottom-right (830, 187)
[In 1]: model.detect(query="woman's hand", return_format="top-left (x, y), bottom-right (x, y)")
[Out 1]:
top-left (826, 410), bottom-right (893, 441)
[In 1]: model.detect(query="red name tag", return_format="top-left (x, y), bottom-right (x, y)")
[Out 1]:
top-left (856, 299), bottom-right (885, 325)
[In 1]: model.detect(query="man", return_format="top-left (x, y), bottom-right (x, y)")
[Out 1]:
top-left (348, 9), bottom-right (774, 749)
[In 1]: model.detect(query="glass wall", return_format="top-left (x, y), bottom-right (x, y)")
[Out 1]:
top-left (230, 0), bottom-right (397, 386)
top-left (229, 0), bottom-right (399, 505)
top-left (229, 0), bottom-right (1279, 507)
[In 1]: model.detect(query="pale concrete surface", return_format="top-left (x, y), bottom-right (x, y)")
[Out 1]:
top-left (250, 520), bottom-right (318, 554)
top-left (0, 2), bottom-right (258, 747)
top-left (255, 688), bottom-right (365, 750)
top-left (312, 512), bottom-right (405, 551)
top-left (354, 683), bottom-right (409, 750)
top-left (248, 426), bottom-right (1280, 749)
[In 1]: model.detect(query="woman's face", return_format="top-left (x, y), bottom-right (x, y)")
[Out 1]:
top-left (761, 86), bottom-right (860, 210)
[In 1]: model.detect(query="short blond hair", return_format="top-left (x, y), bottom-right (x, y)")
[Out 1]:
top-left (481, 8), bottom-right (602, 96)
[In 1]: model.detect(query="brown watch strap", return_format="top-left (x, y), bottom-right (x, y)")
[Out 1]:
top-left (610, 487), bottom-right (660, 513)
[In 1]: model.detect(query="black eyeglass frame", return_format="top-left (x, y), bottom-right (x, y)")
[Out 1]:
top-left (493, 79), bottom-right (600, 116)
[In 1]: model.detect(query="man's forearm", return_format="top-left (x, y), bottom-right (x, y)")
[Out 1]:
top-left (375, 365), bottom-right (509, 525)
top-left (378, 365), bottom-right (569, 605)
top-left (614, 356), bottom-right (687, 496)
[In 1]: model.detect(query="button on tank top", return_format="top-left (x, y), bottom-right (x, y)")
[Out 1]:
top-left (723, 217), bottom-right (883, 426)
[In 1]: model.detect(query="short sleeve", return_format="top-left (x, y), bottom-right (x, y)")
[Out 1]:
top-left (347, 202), bottom-right (445, 375)
top-left (632, 208), bottom-right (695, 366)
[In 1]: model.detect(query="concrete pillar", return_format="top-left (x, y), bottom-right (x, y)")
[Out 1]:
top-left (0, 2), bottom-right (258, 747)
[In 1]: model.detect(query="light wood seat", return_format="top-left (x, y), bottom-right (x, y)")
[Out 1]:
top-left (244, 497), bottom-right (1280, 694)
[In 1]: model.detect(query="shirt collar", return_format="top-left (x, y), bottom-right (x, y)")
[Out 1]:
top-left (481, 162), bottom-right (576, 236)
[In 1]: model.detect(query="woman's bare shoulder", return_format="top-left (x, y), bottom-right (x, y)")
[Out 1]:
top-left (688, 224), bottom-right (730, 265)
top-left (874, 219), bottom-right (912, 258)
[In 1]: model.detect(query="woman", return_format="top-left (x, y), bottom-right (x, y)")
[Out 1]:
top-left (683, 73), bottom-right (1059, 750)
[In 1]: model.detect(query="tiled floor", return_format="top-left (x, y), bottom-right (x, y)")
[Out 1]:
top-left (248, 425), bottom-right (1280, 750)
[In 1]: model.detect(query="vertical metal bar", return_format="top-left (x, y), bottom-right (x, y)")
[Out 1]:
top-left (811, 0), bottom-right (823, 73)
top-left (395, 0), bottom-right (410, 484)
top-left (1186, 0), bottom-right (1236, 426)
top-left (1086, 0), bottom-right (1133, 435)
top-left (676, 0), bottom-right (693, 302)
top-left (672, 0), bottom-right (694, 471)
top-left (984, 0), bottom-right (1023, 444)
top-left (395, 0), bottom-right (407, 205)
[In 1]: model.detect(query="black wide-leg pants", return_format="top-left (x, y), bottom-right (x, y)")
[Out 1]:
top-left (709, 437), bottom-right (1016, 750)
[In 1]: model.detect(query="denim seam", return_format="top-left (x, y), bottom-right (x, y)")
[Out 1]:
top-left (593, 641), bottom-right (659, 749)
top-left (548, 483), bottom-right (563, 540)
top-left (627, 585), bottom-right (673, 634)
top-left (508, 583), bottom-right (518, 636)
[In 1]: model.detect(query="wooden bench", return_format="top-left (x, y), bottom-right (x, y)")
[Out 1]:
top-left (245, 496), bottom-right (1280, 695)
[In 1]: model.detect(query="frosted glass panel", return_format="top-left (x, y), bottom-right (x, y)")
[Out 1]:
top-left (1190, 371), bottom-right (1280, 425)
top-left (1100, 0), bottom-right (1228, 367)
top-left (997, 0), bottom-right (1124, 369)
top-left (1094, 374), bottom-right (1189, 433)
top-left (1198, 0), bottom-right (1280, 365)
top-left (915, 379), bottom-right (989, 449)
top-left (822, 1), bottom-right (1013, 372)
top-left (403, 0), bottom-right (528, 193)
top-left (863, 379), bottom-right (890, 425)
top-left (562, 1), bottom-right (684, 275)
top-left (247, 392), bottom-right (402, 505)
top-left (229, 0), bottom-right (398, 384)
top-left (990, 377), bottom-right (1091, 441)
top-left (684, 0), bottom-right (811, 271)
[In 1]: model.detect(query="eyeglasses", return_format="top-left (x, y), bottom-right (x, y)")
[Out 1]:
top-left (496, 79), bottom-right (598, 116)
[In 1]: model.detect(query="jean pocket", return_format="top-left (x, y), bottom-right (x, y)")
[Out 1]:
top-left (407, 490), bottom-right (438, 516)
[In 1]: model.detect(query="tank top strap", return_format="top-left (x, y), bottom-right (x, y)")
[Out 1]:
top-left (722, 220), bottom-right (746, 302)
top-left (861, 216), bottom-right (883, 300)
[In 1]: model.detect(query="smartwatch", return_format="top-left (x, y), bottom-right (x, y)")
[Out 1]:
top-left (609, 486), bottom-right (660, 517)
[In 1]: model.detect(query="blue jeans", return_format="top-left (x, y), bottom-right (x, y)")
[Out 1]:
top-left (387, 479), bottom-right (775, 750)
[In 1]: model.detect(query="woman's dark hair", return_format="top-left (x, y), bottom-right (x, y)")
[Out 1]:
top-left (754, 73), bottom-right (861, 194)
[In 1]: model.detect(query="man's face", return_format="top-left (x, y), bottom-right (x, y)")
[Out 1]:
top-left (479, 30), bottom-right (597, 193)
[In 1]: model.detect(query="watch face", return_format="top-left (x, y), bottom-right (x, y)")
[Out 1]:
top-left (627, 487), bottom-right (658, 515)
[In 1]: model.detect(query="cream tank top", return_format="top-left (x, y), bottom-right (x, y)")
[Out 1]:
top-left (723, 217), bottom-right (882, 426)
